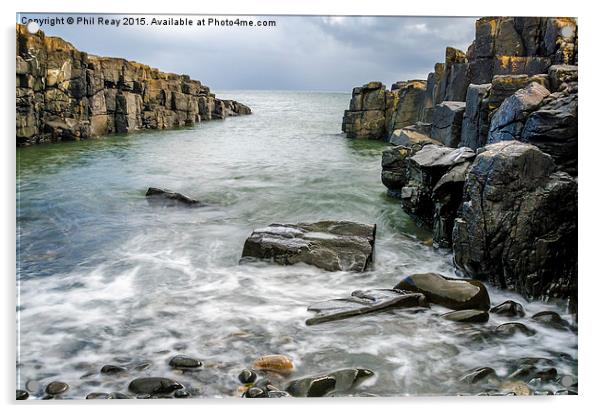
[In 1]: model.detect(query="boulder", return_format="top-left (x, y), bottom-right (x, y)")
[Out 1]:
top-left (128, 377), bottom-right (183, 395)
top-left (394, 273), bottom-right (490, 311)
top-left (285, 369), bottom-right (374, 397)
top-left (488, 82), bottom-right (551, 143)
top-left (532, 311), bottom-right (571, 330)
top-left (495, 322), bottom-right (536, 337)
top-left (145, 187), bottom-right (202, 206)
top-left (452, 141), bottom-right (577, 302)
top-left (241, 221), bottom-right (376, 272)
top-left (388, 127), bottom-right (439, 147)
top-left (431, 101), bottom-right (466, 147)
top-left (548, 64), bottom-right (578, 92)
top-left (490, 300), bottom-right (525, 318)
top-left (305, 289), bottom-right (428, 325)
top-left (460, 83), bottom-right (491, 150)
top-left (488, 74), bottom-right (549, 112)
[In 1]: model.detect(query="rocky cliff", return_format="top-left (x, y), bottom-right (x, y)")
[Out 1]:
top-left (16, 24), bottom-right (251, 146)
top-left (343, 17), bottom-right (578, 309)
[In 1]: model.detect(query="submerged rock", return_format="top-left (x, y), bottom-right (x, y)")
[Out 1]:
top-left (285, 368), bottom-right (374, 397)
top-left (100, 364), bottom-right (127, 375)
top-left (394, 273), bottom-right (490, 311)
top-left (128, 377), bottom-right (183, 395)
top-left (16, 389), bottom-right (29, 400)
top-left (495, 322), bottom-right (536, 337)
top-left (532, 311), bottom-right (571, 329)
top-left (459, 367), bottom-right (497, 384)
top-left (252, 355), bottom-right (294, 374)
top-left (441, 309), bottom-right (489, 323)
top-left (145, 187), bottom-right (202, 207)
top-left (45, 381), bottom-right (69, 395)
top-left (86, 392), bottom-right (110, 399)
top-left (306, 289), bottom-right (428, 325)
top-left (168, 355), bottom-right (203, 369)
top-left (108, 392), bottom-right (131, 399)
top-left (241, 221), bottom-right (376, 272)
top-left (490, 300), bottom-right (526, 318)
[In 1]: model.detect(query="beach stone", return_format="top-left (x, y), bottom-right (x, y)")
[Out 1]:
top-left (252, 355), bottom-right (294, 374)
top-left (168, 355), bottom-right (203, 369)
top-left (459, 367), bottom-right (497, 384)
top-left (500, 381), bottom-right (533, 396)
top-left (244, 387), bottom-right (267, 398)
top-left (268, 390), bottom-right (291, 398)
top-left (86, 392), bottom-right (110, 399)
top-left (532, 311), bottom-right (571, 329)
top-left (173, 389), bottom-right (190, 398)
top-left (490, 300), bottom-right (525, 318)
top-left (109, 392), bottom-right (131, 399)
top-left (495, 322), bottom-right (536, 337)
top-left (128, 377), bottom-right (183, 395)
top-left (45, 381), bottom-right (69, 395)
top-left (100, 364), bottom-right (127, 375)
top-left (238, 369), bottom-right (257, 384)
top-left (136, 394), bottom-right (152, 399)
top-left (145, 187), bottom-right (202, 207)
top-left (441, 309), bottom-right (489, 323)
top-left (285, 368), bottom-right (374, 397)
top-left (306, 289), bottom-right (428, 325)
top-left (394, 273), bottom-right (490, 311)
top-left (16, 389), bottom-right (29, 400)
top-left (241, 221), bottom-right (376, 272)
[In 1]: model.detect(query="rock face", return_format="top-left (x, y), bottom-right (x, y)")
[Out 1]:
top-left (386, 80), bottom-right (427, 135)
top-left (342, 82), bottom-right (387, 139)
top-left (394, 273), bottom-right (491, 311)
top-left (305, 289), bottom-right (428, 325)
top-left (241, 221), bottom-right (376, 272)
top-left (431, 101), bottom-right (466, 147)
top-left (16, 24), bottom-right (250, 145)
top-left (452, 141), bottom-right (577, 302)
top-left (460, 83), bottom-right (491, 150)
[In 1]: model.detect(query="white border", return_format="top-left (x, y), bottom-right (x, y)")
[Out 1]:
top-left (2, 1), bottom-right (598, 412)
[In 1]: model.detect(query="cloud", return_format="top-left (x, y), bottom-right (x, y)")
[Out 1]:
top-left (17, 13), bottom-right (477, 91)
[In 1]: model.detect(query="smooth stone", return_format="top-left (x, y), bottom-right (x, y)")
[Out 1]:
top-left (532, 311), bottom-right (571, 329)
top-left (238, 369), bottom-right (257, 384)
top-left (128, 377), bottom-right (183, 395)
top-left (100, 364), bottom-right (127, 375)
top-left (252, 355), bottom-right (294, 374)
top-left (45, 381), bottom-right (69, 395)
top-left (495, 322), bottom-right (536, 337)
top-left (168, 355), bottom-right (203, 369)
top-left (285, 368), bottom-right (374, 397)
top-left (490, 300), bottom-right (525, 318)
top-left (441, 309), bottom-right (490, 322)
top-left (306, 289), bottom-right (428, 325)
top-left (136, 394), bottom-right (152, 399)
top-left (268, 390), bottom-right (290, 398)
top-left (508, 364), bottom-right (536, 379)
top-left (109, 392), bottom-right (131, 399)
top-left (86, 392), bottom-right (110, 399)
top-left (555, 389), bottom-right (578, 395)
top-left (16, 389), bottom-right (29, 400)
top-left (500, 381), bottom-right (533, 396)
top-left (459, 367), bottom-right (497, 384)
top-left (533, 368), bottom-right (557, 381)
top-left (394, 273), bottom-right (490, 311)
top-left (145, 187), bottom-right (202, 207)
top-left (244, 387), bottom-right (267, 398)
top-left (173, 389), bottom-right (190, 398)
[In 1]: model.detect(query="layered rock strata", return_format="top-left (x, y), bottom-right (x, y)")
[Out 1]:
top-left (16, 24), bottom-right (250, 146)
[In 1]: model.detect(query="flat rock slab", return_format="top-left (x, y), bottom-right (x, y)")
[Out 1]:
top-left (241, 221), bottom-right (376, 272)
top-left (394, 273), bottom-right (490, 311)
top-left (306, 289), bottom-right (428, 325)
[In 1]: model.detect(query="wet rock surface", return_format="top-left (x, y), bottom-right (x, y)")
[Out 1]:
top-left (441, 309), bottom-right (489, 323)
top-left (128, 377), bottom-right (183, 395)
top-left (16, 389), bottom-right (29, 400)
top-left (306, 289), bottom-right (428, 325)
top-left (395, 273), bottom-right (490, 311)
top-left (490, 300), bottom-right (526, 318)
top-left (145, 187), bottom-right (202, 207)
top-left (45, 381), bottom-right (69, 395)
top-left (168, 355), bottom-right (203, 369)
top-left (285, 368), bottom-right (374, 397)
top-left (241, 221), bottom-right (376, 272)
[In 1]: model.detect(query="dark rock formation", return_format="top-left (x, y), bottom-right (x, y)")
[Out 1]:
top-left (241, 221), bottom-right (376, 272)
top-left (285, 368), bottom-right (374, 397)
top-left (305, 289), bottom-right (428, 325)
top-left (168, 355), bottom-right (203, 369)
top-left (394, 273), bottom-right (491, 311)
top-left (490, 300), bottom-right (526, 318)
top-left (460, 83), bottom-right (491, 150)
top-left (431, 101), bottom-right (466, 147)
top-left (459, 367), bottom-right (497, 384)
top-left (495, 322), bottom-right (536, 337)
top-left (16, 24), bottom-right (250, 145)
top-left (532, 311), bottom-right (571, 330)
top-left (452, 141), bottom-right (577, 302)
top-left (440, 47), bottom-right (470, 102)
top-left (386, 80), bottom-right (427, 135)
top-left (145, 187), bottom-right (202, 207)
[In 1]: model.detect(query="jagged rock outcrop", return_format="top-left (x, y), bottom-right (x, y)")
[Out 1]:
top-left (342, 81), bottom-right (387, 139)
top-left (452, 141), bottom-right (577, 303)
top-left (386, 80), bottom-right (427, 136)
top-left (460, 83), bottom-right (491, 150)
top-left (16, 24), bottom-right (250, 145)
top-left (431, 101), bottom-right (466, 147)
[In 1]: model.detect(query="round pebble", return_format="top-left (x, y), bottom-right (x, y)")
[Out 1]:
top-left (16, 389), bottom-right (29, 400)
top-left (238, 369), bottom-right (257, 384)
top-left (46, 381), bottom-right (69, 395)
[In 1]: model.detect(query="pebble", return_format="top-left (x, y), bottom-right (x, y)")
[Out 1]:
top-left (168, 355), bottom-right (203, 369)
top-left (16, 389), bottom-right (29, 400)
top-left (495, 322), bottom-right (536, 337)
top-left (238, 369), bottom-right (257, 384)
top-left (45, 381), bottom-right (69, 395)
top-left (109, 392), bottom-right (131, 399)
top-left (86, 392), bottom-right (110, 399)
top-left (459, 367), bottom-right (496, 384)
top-left (490, 300), bottom-right (525, 318)
top-left (128, 377), bottom-right (183, 395)
top-left (252, 355), bottom-right (294, 374)
top-left (174, 389), bottom-right (190, 398)
top-left (244, 387), bottom-right (267, 398)
top-left (100, 364), bottom-right (127, 375)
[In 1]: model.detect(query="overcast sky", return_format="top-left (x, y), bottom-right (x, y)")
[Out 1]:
top-left (18, 14), bottom-right (477, 91)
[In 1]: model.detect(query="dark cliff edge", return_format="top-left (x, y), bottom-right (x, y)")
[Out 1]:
top-left (16, 24), bottom-right (251, 146)
top-left (342, 17), bottom-right (578, 311)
